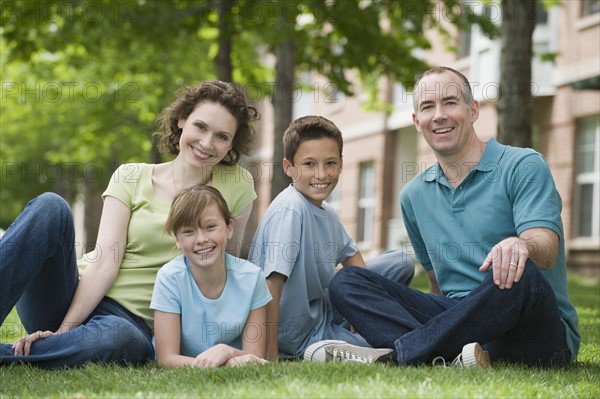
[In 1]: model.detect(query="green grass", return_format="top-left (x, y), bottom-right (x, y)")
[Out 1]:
top-left (1, 273), bottom-right (599, 399)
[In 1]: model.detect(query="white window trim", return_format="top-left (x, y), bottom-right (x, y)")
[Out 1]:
top-left (573, 116), bottom-right (600, 240)
top-left (358, 162), bottom-right (375, 247)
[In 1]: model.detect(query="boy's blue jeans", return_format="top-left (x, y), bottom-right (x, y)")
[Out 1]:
top-left (330, 263), bottom-right (571, 367)
top-left (0, 193), bottom-right (154, 368)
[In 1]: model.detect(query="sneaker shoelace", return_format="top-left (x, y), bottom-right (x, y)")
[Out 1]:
top-left (331, 348), bottom-right (374, 363)
top-left (432, 354), bottom-right (464, 367)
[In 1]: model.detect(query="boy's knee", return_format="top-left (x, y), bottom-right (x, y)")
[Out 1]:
top-left (395, 255), bottom-right (415, 285)
top-left (367, 249), bottom-right (415, 285)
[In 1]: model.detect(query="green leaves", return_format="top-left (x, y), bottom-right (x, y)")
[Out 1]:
top-left (0, 0), bottom-right (500, 225)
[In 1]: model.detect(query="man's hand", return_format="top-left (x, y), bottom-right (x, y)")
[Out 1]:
top-left (480, 237), bottom-right (528, 289)
top-left (13, 330), bottom-right (56, 356)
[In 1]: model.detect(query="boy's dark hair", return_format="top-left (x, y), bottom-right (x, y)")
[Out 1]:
top-left (283, 115), bottom-right (343, 163)
top-left (165, 185), bottom-right (232, 236)
top-left (155, 80), bottom-right (260, 166)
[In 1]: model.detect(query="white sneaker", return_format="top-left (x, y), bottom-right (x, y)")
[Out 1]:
top-left (304, 340), bottom-right (395, 363)
top-left (432, 342), bottom-right (491, 368)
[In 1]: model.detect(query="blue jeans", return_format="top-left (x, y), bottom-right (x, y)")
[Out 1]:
top-left (365, 249), bottom-right (415, 286)
top-left (330, 262), bottom-right (571, 367)
top-left (318, 250), bottom-right (415, 348)
top-left (0, 193), bottom-right (154, 368)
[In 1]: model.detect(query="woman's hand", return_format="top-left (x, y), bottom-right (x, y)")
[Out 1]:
top-left (13, 330), bottom-right (57, 356)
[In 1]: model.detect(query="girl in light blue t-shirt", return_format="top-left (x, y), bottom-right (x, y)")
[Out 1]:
top-left (151, 186), bottom-right (271, 368)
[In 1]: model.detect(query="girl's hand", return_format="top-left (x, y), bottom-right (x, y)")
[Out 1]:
top-left (192, 344), bottom-right (234, 368)
top-left (13, 330), bottom-right (56, 356)
top-left (225, 353), bottom-right (268, 367)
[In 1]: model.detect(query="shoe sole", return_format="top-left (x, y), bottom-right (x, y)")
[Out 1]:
top-left (304, 340), bottom-right (347, 362)
top-left (326, 343), bottom-right (396, 363)
top-left (461, 342), bottom-right (491, 368)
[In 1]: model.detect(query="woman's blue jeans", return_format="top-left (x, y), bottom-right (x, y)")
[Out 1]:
top-left (330, 263), bottom-right (571, 367)
top-left (0, 193), bottom-right (154, 368)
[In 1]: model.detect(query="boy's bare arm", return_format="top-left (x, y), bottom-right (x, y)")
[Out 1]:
top-left (342, 251), bottom-right (366, 268)
top-left (427, 270), bottom-right (441, 295)
top-left (265, 273), bottom-right (286, 360)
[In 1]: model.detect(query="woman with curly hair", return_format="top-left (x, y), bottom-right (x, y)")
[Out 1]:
top-left (0, 81), bottom-right (260, 368)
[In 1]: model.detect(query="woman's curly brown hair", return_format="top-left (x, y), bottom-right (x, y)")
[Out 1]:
top-left (155, 81), bottom-right (260, 166)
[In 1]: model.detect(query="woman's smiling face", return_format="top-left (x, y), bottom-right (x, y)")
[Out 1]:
top-left (178, 101), bottom-right (238, 170)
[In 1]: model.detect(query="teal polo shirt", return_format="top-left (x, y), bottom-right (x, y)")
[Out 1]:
top-left (400, 139), bottom-right (580, 361)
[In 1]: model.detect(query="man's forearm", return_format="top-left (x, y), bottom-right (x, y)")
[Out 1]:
top-left (520, 227), bottom-right (559, 269)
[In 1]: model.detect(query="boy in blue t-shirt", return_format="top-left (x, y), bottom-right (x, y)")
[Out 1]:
top-left (249, 115), bottom-right (414, 360)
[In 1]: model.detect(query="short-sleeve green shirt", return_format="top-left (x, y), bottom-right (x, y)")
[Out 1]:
top-left (77, 163), bottom-right (256, 329)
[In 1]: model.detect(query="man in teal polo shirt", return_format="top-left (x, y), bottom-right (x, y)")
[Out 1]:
top-left (304, 66), bottom-right (580, 368)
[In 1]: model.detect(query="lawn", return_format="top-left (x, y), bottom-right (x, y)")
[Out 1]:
top-left (1, 272), bottom-right (599, 399)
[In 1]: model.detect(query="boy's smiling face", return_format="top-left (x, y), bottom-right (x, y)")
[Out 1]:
top-left (283, 137), bottom-right (343, 208)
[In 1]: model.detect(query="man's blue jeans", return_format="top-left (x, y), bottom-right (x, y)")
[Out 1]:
top-left (318, 250), bottom-right (415, 348)
top-left (0, 193), bottom-right (154, 368)
top-left (330, 263), bottom-right (571, 367)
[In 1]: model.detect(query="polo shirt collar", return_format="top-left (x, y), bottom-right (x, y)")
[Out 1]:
top-left (476, 138), bottom-right (504, 172)
top-left (424, 138), bottom-right (505, 182)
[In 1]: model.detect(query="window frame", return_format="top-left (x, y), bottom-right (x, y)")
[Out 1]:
top-left (573, 115), bottom-right (600, 239)
top-left (357, 161), bottom-right (376, 246)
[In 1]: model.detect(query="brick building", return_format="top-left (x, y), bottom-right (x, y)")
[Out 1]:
top-left (247, 1), bottom-right (599, 276)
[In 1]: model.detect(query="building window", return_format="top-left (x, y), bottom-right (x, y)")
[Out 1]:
top-left (357, 162), bottom-right (375, 245)
top-left (582, 0), bottom-right (600, 17)
top-left (457, 29), bottom-right (471, 59)
top-left (574, 115), bottom-right (600, 238)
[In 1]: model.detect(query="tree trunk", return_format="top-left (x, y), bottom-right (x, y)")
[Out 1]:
top-left (83, 179), bottom-right (103, 254)
top-left (270, 39), bottom-right (296, 200)
top-left (380, 78), bottom-right (396, 251)
top-left (215, 0), bottom-right (235, 82)
top-left (498, 0), bottom-right (537, 147)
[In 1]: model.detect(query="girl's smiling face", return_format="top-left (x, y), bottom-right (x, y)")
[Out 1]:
top-left (175, 203), bottom-right (233, 270)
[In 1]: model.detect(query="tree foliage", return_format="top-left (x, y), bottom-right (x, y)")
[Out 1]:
top-left (0, 0), bottom-right (269, 227)
top-left (0, 0), bottom-right (499, 226)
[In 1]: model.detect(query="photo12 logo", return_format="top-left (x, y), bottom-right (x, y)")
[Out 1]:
top-left (1, 162), bottom-right (104, 184)
top-left (1, 82), bottom-right (139, 104)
